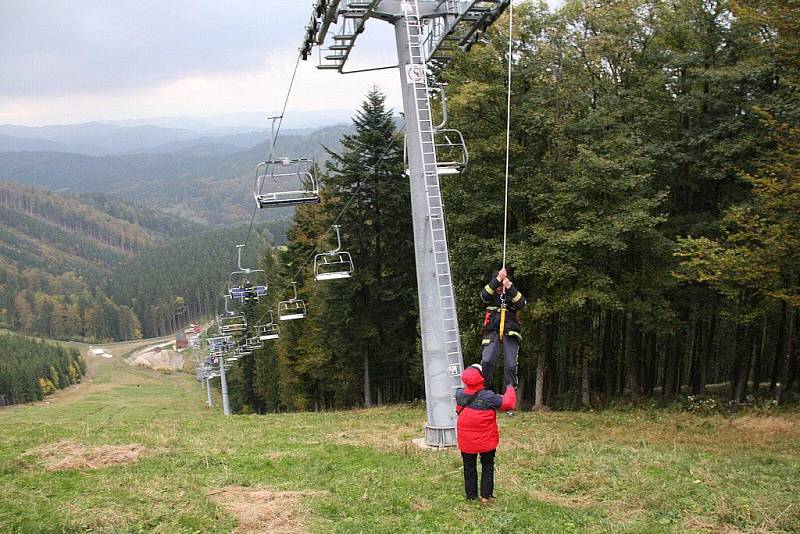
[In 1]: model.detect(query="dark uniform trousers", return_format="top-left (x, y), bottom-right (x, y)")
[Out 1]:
top-left (481, 331), bottom-right (519, 390)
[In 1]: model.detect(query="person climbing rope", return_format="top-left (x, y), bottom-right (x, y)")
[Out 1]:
top-left (456, 363), bottom-right (516, 503)
top-left (479, 267), bottom-right (526, 397)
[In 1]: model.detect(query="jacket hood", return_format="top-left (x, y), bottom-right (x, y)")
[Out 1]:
top-left (461, 366), bottom-right (485, 390)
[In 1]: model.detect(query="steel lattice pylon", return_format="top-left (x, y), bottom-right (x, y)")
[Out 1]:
top-left (300, 0), bottom-right (510, 447)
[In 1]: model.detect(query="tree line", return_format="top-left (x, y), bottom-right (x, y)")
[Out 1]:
top-left (107, 225), bottom-right (272, 339)
top-left (0, 333), bottom-right (86, 406)
top-left (0, 178), bottom-right (292, 342)
top-left (439, 0), bottom-right (798, 407)
top-left (220, 0), bottom-right (798, 412)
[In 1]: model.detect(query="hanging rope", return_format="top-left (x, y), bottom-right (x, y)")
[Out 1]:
top-left (498, 1), bottom-right (514, 338)
top-left (501, 1), bottom-right (514, 269)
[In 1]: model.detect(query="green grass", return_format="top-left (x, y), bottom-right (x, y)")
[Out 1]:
top-left (1, 355), bottom-right (798, 533)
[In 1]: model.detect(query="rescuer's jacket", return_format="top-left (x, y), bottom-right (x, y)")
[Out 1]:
top-left (480, 275), bottom-right (526, 339)
top-left (456, 365), bottom-right (516, 453)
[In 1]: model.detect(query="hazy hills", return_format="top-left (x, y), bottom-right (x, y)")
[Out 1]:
top-left (0, 110), bottom-right (354, 156)
top-left (0, 123), bottom-right (350, 225)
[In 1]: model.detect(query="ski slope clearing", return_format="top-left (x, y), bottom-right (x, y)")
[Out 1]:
top-left (0, 355), bottom-right (798, 532)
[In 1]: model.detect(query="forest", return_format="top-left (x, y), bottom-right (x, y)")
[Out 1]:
top-left (0, 333), bottom-right (85, 406)
top-left (0, 180), bottom-right (290, 342)
top-left (218, 0), bottom-right (799, 413)
top-left (107, 225), bottom-right (273, 338)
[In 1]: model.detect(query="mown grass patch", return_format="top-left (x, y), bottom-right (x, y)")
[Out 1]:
top-left (1, 355), bottom-right (798, 532)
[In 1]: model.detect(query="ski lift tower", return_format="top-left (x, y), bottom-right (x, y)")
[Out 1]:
top-left (300, 0), bottom-right (510, 447)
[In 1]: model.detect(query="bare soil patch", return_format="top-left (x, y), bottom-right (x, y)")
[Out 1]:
top-left (29, 440), bottom-right (153, 471)
top-left (208, 486), bottom-right (327, 534)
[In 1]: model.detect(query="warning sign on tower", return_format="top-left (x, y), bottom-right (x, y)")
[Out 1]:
top-left (406, 64), bottom-right (425, 83)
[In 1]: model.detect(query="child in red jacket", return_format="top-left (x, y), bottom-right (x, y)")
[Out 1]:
top-left (456, 363), bottom-right (516, 502)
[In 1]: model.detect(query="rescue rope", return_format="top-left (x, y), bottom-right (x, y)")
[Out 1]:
top-left (498, 2), bottom-right (514, 339)
top-left (501, 1), bottom-right (513, 269)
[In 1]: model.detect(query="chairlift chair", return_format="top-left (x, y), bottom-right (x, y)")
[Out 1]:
top-left (434, 129), bottom-right (469, 176)
top-left (313, 225), bottom-right (354, 281)
top-left (278, 282), bottom-right (307, 321)
top-left (256, 312), bottom-right (280, 340)
top-left (254, 117), bottom-right (321, 209)
top-left (219, 298), bottom-right (247, 334)
top-left (228, 245), bottom-right (268, 302)
top-left (417, 84), bottom-right (469, 176)
top-left (245, 336), bottom-right (265, 350)
top-left (219, 314), bottom-right (247, 334)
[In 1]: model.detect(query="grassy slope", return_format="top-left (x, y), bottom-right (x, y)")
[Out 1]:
top-left (0, 354), bottom-right (798, 533)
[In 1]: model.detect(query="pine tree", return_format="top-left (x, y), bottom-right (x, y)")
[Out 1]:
top-left (279, 89), bottom-right (419, 408)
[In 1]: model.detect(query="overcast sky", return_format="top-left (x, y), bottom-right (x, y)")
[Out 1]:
top-left (0, 1), bottom-right (551, 126)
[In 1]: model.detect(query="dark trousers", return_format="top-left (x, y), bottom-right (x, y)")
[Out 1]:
top-left (481, 332), bottom-right (519, 389)
top-left (461, 449), bottom-right (496, 500)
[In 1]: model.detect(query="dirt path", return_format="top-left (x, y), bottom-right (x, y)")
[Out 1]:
top-left (127, 341), bottom-right (185, 371)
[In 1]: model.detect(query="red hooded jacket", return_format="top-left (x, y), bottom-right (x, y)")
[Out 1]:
top-left (455, 366), bottom-right (516, 454)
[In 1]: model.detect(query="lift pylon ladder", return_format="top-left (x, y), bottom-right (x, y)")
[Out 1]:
top-left (300, 0), bottom-right (511, 448)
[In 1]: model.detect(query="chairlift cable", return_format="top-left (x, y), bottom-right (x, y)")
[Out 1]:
top-left (221, 54), bottom-right (305, 333)
top-left (501, 1), bottom-right (513, 270)
top-left (243, 53), bottom-right (304, 249)
top-left (239, 127), bottom-right (406, 331)
top-left (287, 127), bottom-right (405, 285)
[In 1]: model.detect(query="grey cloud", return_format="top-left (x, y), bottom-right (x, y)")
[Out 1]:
top-left (0, 0), bottom-right (309, 97)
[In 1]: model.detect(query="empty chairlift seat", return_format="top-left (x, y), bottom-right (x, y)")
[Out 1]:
top-left (256, 311), bottom-right (280, 340)
top-left (254, 158), bottom-right (321, 209)
top-left (219, 313), bottom-right (247, 334)
top-left (278, 282), bottom-right (307, 321)
top-left (434, 129), bottom-right (468, 176)
top-left (314, 225), bottom-right (354, 281)
top-left (254, 116), bottom-right (321, 209)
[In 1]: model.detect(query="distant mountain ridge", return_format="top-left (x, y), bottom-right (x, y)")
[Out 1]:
top-left (0, 110), bottom-right (356, 156)
top-left (0, 122), bottom-right (250, 156)
top-left (0, 124), bottom-right (352, 226)
top-left (0, 180), bottom-right (279, 343)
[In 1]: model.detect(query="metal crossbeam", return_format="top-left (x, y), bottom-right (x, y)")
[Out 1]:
top-left (300, 1), bottom-right (510, 79)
